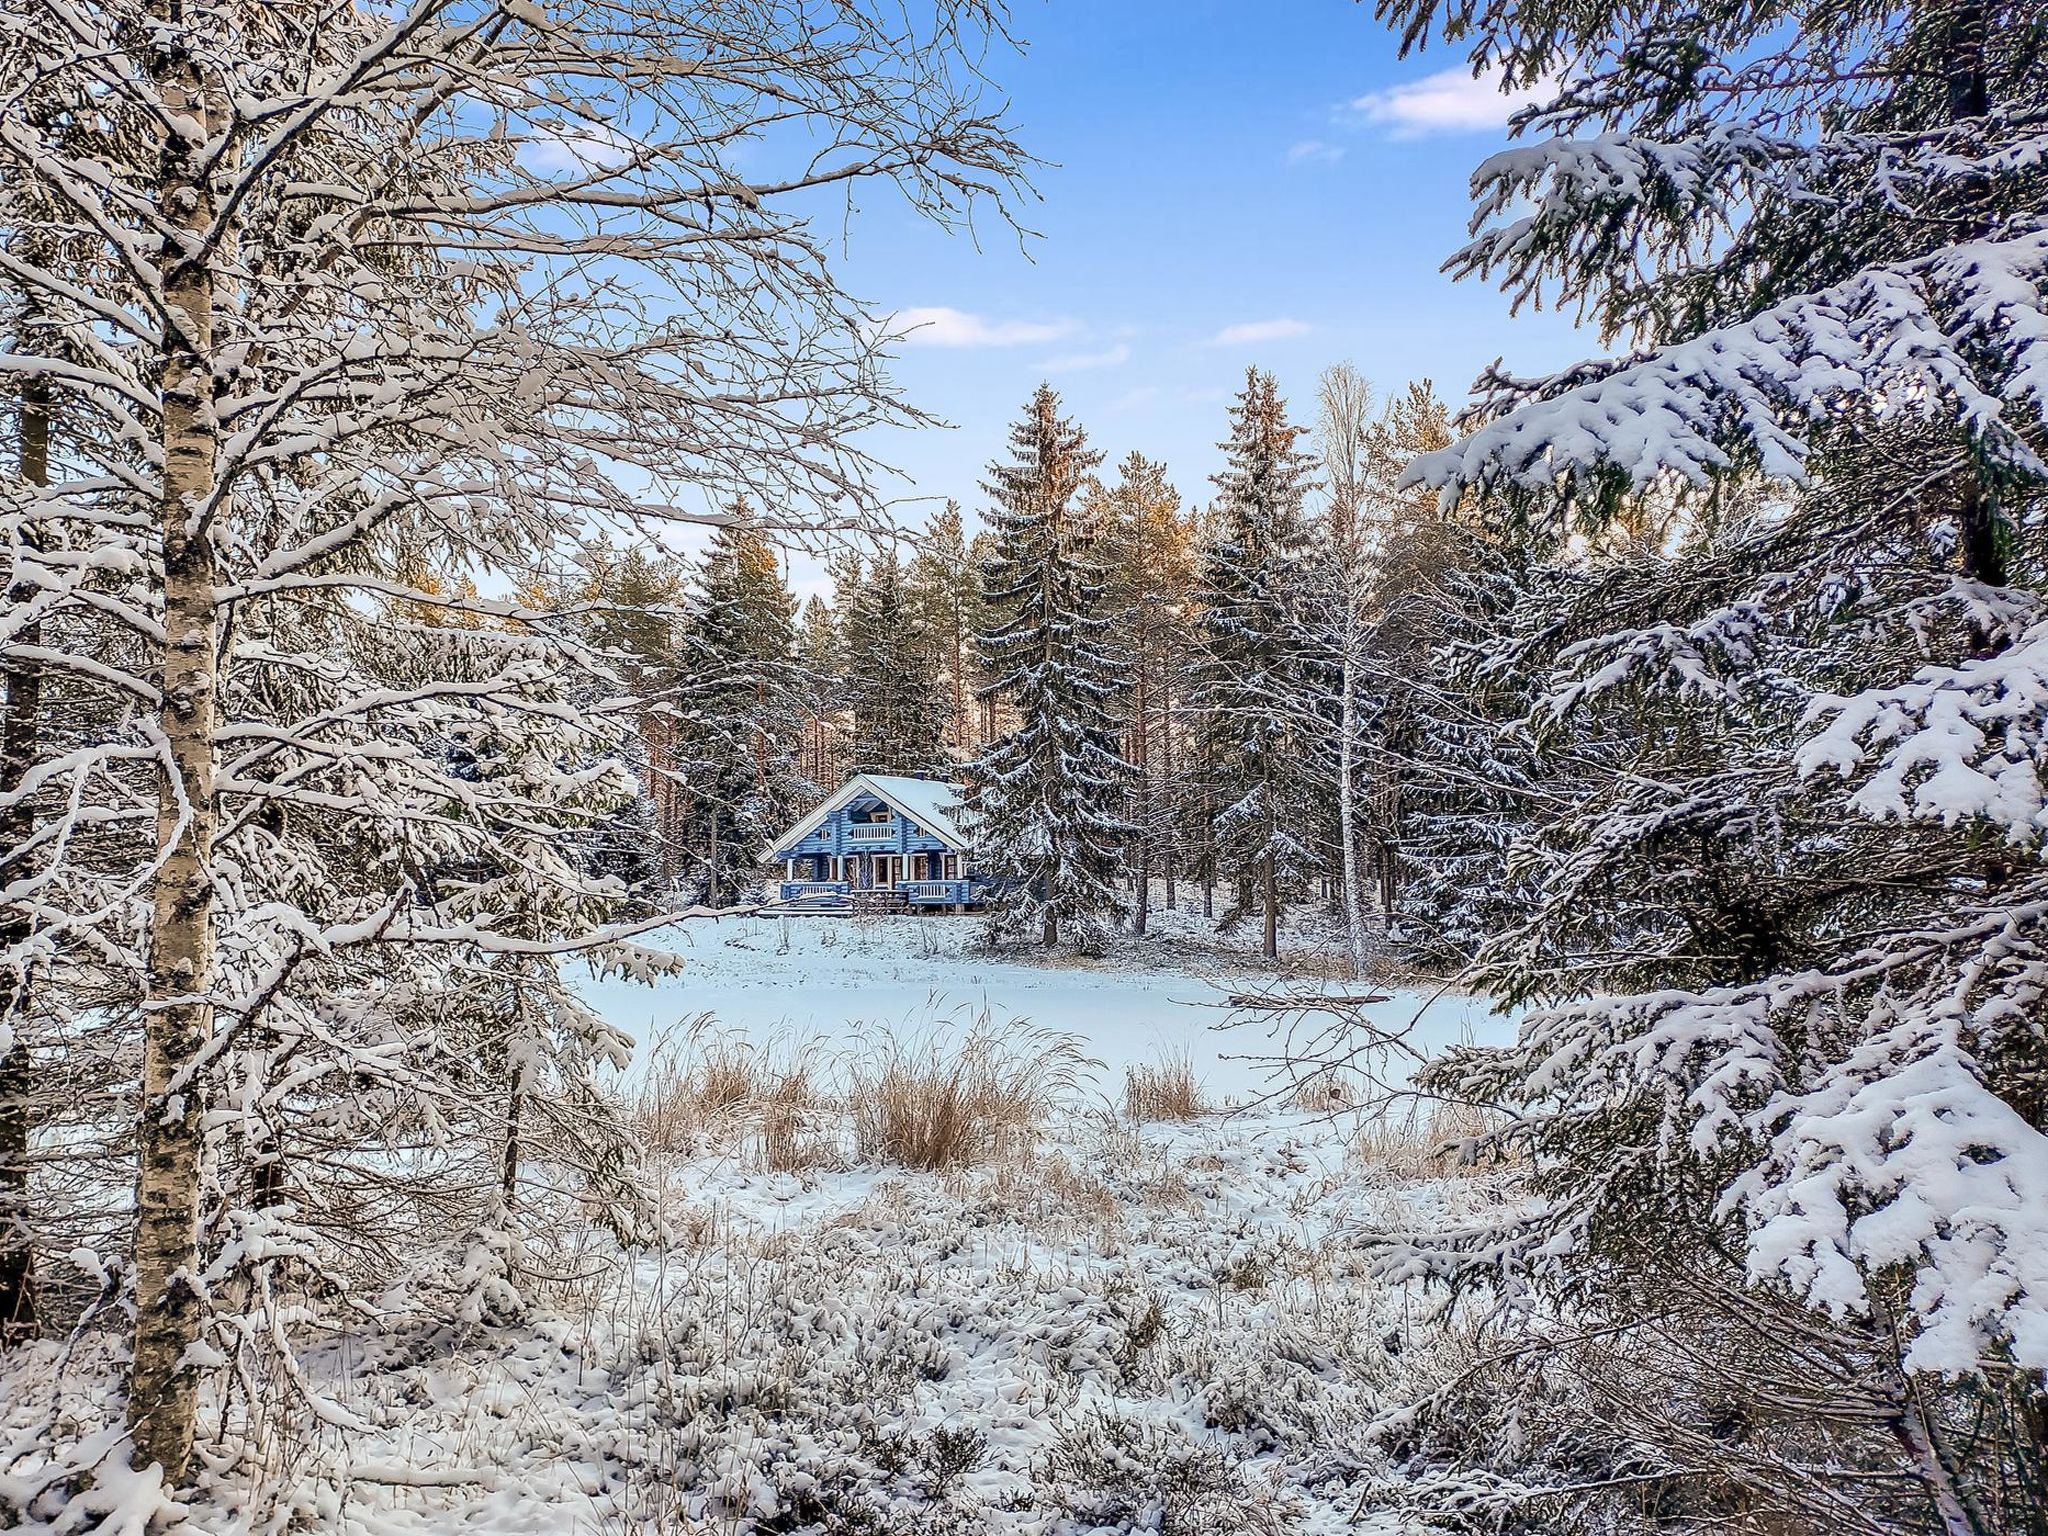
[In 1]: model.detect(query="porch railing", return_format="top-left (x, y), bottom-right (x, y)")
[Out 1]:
top-left (898, 879), bottom-right (970, 905)
top-left (778, 880), bottom-right (850, 902)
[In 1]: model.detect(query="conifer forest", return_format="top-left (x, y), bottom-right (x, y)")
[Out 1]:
top-left (0, 3), bottom-right (2043, 1534)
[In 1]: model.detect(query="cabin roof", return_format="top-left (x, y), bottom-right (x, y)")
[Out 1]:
top-left (772, 772), bottom-right (971, 853)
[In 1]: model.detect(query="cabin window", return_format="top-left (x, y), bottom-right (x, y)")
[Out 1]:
top-left (943, 855), bottom-right (958, 879)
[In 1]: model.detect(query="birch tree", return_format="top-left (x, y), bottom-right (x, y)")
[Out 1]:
top-left (1313, 364), bottom-right (1376, 977)
top-left (0, 0), bottom-right (1025, 1485)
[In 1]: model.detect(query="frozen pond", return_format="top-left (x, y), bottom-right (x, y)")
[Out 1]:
top-left (572, 912), bottom-right (1513, 1105)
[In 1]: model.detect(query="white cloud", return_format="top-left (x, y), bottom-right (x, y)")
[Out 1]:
top-left (876, 306), bottom-right (1078, 348)
top-left (1347, 64), bottom-right (1551, 137)
top-left (1042, 342), bottom-right (1131, 372)
top-left (1286, 139), bottom-right (1344, 166)
top-left (520, 123), bottom-right (638, 175)
top-left (1205, 318), bottom-right (1313, 348)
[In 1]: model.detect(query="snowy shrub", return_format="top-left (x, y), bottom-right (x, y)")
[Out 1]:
top-left (1040, 1410), bottom-right (1305, 1535)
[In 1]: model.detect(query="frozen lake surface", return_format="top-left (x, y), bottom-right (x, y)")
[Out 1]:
top-left (573, 912), bottom-right (1513, 1104)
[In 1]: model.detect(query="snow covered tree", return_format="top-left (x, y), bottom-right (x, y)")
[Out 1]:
top-left (794, 593), bottom-right (848, 788)
top-left (0, 0), bottom-right (1025, 1485)
top-left (968, 385), bottom-right (1132, 949)
top-left (660, 508), bottom-right (807, 906)
top-left (1191, 370), bottom-right (1324, 959)
top-left (1366, 1), bottom-right (2048, 1528)
top-left (534, 542), bottom-right (690, 894)
top-left (1310, 364), bottom-right (1379, 975)
top-left (906, 501), bottom-right (978, 760)
top-left (843, 550), bottom-right (952, 777)
top-left (1092, 452), bottom-right (1196, 934)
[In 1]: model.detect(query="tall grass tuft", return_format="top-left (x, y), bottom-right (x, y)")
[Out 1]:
top-left (633, 1019), bottom-right (824, 1171)
top-left (849, 1015), bottom-right (1092, 1171)
top-left (1122, 1050), bottom-right (1207, 1120)
top-left (1348, 1100), bottom-right (1502, 1179)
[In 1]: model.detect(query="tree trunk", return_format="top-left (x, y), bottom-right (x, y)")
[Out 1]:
top-left (1955, 479), bottom-right (2006, 590)
top-left (130, 25), bottom-right (220, 1480)
top-left (1132, 663), bottom-right (1149, 935)
top-left (707, 810), bottom-right (722, 908)
top-left (501, 1043), bottom-right (526, 1210)
top-left (951, 598), bottom-right (966, 756)
top-left (0, 364), bottom-right (49, 1344)
top-left (1261, 849), bottom-right (1278, 960)
top-left (1337, 633), bottom-right (1368, 979)
top-left (1161, 657), bottom-right (1177, 911)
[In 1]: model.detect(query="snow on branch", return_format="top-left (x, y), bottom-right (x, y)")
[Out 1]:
top-left (1408, 232), bottom-right (2048, 504)
top-left (1800, 618), bottom-right (2048, 841)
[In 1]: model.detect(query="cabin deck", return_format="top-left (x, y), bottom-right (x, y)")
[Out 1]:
top-left (771, 877), bottom-right (981, 914)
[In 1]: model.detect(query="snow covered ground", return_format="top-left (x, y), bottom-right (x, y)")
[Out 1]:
top-left (3, 1104), bottom-right (1515, 1535)
top-left (4, 913), bottom-right (1523, 1535)
top-left (576, 911), bottom-right (1512, 1104)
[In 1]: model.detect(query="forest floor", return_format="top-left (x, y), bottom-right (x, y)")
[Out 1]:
top-left (3, 910), bottom-right (1522, 1535)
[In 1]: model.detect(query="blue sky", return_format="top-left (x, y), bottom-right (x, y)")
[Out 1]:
top-left (827, 0), bottom-right (1591, 551)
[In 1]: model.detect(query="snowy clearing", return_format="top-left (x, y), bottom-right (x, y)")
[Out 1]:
top-left (576, 912), bottom-right (1512, 1104)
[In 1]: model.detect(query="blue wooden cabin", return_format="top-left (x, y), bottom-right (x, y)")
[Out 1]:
top-left (769, 774), bottom-right (992, 912)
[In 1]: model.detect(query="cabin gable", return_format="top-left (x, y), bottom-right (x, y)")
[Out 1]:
top-left (768, 773), bottom-right (987, 909)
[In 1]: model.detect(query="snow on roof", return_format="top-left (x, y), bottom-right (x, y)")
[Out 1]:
top-left (772, 773), bottom-right (970, 853)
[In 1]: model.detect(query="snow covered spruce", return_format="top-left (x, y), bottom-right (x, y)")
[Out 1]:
top-left (1353, 1), bottom-right (2048, 1531)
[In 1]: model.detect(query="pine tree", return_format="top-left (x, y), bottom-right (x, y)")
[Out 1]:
top-left (1191, 369), bottom-right (1323, 960)
top-left (842, 550), bottom-right (951, 777)
top-left (662, 507), bottom-right (806, 906)
top-left (540, 543), bottom-right (690, 894)
top-left (1092, 453), bottom-right (1195, 934)
top-left (905, 501), bottom-right (978, 760)
top-left (794, 593), bottom-right (846, 787)
top-left (968, 385), bottom-right (1132, 949)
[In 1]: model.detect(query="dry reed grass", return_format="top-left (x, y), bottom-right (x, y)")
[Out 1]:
top-left (633, 1019), bottom-right (826, 1171)
top-left (849, 1018), bottom-right (1091, 1171)
top-left (1348, 1100), bottom-right (1503, 1179)
top-left (634, 1012), bottom-right (1093, 1175)
top-left (1122, 1050), bottom-right (1207, 1120)
top-left (1287, 1072), bottom-right (1357, 1112)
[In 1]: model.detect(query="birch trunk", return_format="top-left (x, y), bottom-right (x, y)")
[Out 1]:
top-left (0, 362), bottom-right (48, 1343)
top-left (129, 23), bottom-right (221, 1479)
top-left (1337, 643), bottom-right (1367, 980)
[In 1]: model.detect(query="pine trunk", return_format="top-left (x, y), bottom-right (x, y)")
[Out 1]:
top-left (130, 28), bottom-right (220, 1479)
top-left (1131, 662), bottom-right (1149, 935)
top-left (1162, 663), bottom-right (1177, 910)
